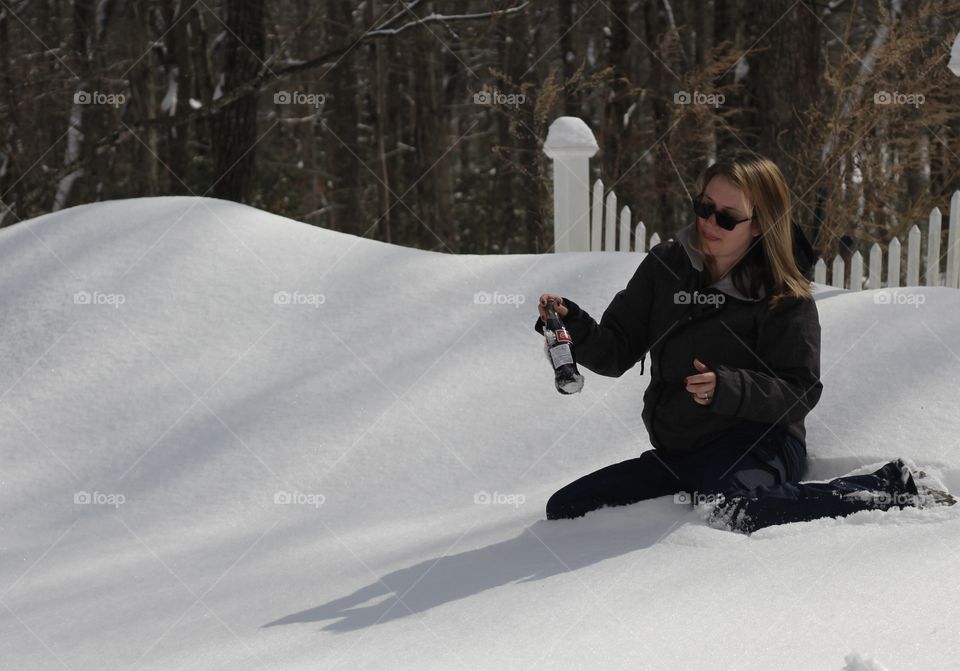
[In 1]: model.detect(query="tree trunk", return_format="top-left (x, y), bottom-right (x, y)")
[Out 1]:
top-left (161, 0), bottom-right (195, 193)
top-left (54, 0), bottom-right (95, 211)
top-left (643, 0), bottom-right (671, 233)
top-left (410, 17), bottom-right (455, 251)
top-left (210, 0), bottom-right (264, 203)
top-left (713, 0), bottom-right (739, 158)
top-left (602, 0), bottom-right (630, 186)
top-left (367, 0), bottom-right (391, 242)
top-left (743, 0), bottom-right (820, 176)
top-left (0, 3), bottom-right (21, 223)
top-left (127, 0), bottom-right (159, 197)
top-left (513, 3), bottom-right (545, 253)
top-left (559, 0), bottom-right (579, 116)
top-left (323, 0), bottom-right (362, 233)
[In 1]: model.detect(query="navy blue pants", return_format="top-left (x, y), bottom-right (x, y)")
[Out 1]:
top-left (545, 421), bottom-right (916, 533)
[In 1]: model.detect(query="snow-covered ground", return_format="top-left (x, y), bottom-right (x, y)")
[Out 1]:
top-left (2, 197), bottom-right (958, 670)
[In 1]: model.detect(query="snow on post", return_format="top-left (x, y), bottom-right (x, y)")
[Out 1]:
top-left (543, 117), bottom-right (599, 253)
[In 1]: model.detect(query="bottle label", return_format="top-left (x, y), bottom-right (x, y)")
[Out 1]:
top-left (549, 343), bottom-right (574, 368)
top-left (556, 327), bottom-right (572, 343)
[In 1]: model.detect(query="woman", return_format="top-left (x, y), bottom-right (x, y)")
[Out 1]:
top-left (535, 153), bottom-right (952, 534)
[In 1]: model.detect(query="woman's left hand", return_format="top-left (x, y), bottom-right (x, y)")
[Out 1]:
top-left (685, 357), bottom-right (716, 406)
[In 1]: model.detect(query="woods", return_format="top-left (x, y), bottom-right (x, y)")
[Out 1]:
top-left (0, 0), bottom-right (958, 258)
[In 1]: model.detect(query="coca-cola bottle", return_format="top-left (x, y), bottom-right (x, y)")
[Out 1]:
top-left (542, 299), bottom-right (584, 395)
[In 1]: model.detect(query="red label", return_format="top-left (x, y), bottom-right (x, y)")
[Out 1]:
top-left (556, 327), bottom-right (572, 343)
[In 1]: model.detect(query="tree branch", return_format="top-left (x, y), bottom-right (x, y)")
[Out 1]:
top-left (96, 1), bottom-right (529, 150)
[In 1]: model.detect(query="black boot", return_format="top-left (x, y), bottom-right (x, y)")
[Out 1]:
top-left (913, 466), bottom-right (958, 508)
top-left (872, 458), bottom-right (919, 507)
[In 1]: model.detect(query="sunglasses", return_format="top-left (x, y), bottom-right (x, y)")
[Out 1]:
top-left (691, 194), bottom-right (753, 231)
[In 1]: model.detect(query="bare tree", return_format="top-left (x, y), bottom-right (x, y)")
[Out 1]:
top-left (210, 0), bottom-right (265, 203)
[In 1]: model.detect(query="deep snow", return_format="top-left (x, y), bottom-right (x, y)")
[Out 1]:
top-left (2, 197), bottom-right (958, 670)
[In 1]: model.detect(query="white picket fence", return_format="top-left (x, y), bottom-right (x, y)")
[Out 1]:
top-left (543, 116), bottom-right (960, 290)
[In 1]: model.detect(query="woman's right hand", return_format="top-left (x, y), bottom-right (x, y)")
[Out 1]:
top-left (538, 294), bottom-right (569, 321)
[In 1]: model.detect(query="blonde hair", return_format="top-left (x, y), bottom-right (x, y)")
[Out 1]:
top-left (689, 154), bottom-right (813, 309)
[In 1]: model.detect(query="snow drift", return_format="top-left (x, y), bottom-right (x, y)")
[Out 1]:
top-left (2, 197), bottom-right (958, 670)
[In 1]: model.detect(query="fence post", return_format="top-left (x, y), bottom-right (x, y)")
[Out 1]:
top-left (544, 117), bottom-right (599, 252)
top-left (868, 243), bottom-right (882, 289)
top-left (604, 190), bottom-right (617, 251)
top-left (850, 251), bottom-right (864, 290)
top-left (831, 255), bottom-right (845, 288)
top-left (814, 259), bottom-right (827, 285)
top-left (619, 206), bottom-right (632, 251)
top-left (947, 190), bottom-right (960, 288)
top-left (887, 237), bottom-right (901, 288)
top-left (927, 207), bottom-right (941, 286)
top-left (634, 221), bottom-right (647, 252)
top-left (906, 225), bottom-right (920, 286)
top-left (590, 179), bottom-right (603, 251)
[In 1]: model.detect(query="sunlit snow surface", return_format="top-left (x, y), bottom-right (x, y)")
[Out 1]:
top-left (2, 197), bottom-right (958, 670)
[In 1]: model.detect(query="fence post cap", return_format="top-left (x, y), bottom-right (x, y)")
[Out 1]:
top-left (544, 117), bottom-right (599, 158)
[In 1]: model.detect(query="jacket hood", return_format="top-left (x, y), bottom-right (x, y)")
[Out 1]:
top-left (675, 221), bottom-right (817, 301)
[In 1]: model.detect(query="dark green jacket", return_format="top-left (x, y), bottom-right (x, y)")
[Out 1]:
top-left (534, 223), bottom-right (823, 455)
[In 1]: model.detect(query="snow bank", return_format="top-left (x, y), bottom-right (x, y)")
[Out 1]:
top-left (2, 197), bottom-right (958, 670)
